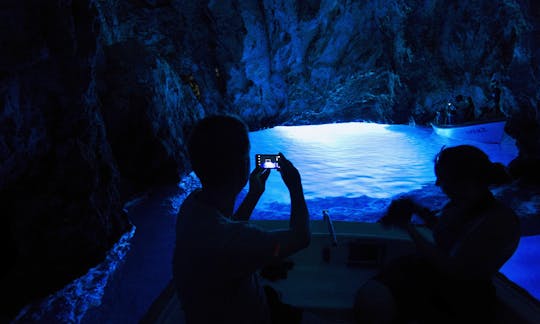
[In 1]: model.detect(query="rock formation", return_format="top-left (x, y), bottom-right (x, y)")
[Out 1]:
top-left (1, 0), bottom-right (538, 320)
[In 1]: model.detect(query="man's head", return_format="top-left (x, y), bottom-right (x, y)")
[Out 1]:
top-left (187, 114), bottom-right (251, 192)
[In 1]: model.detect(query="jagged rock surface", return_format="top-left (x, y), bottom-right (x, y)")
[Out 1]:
top-left (0, 1), bottom-right (130, 320)
top-left (94, 0), bottom-right (539, 162)
top-left (1, 0), bottom-right (539, 320)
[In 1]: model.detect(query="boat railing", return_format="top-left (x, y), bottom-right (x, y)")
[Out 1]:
top-left (431, 117), bottom-right (506, 128)
top-left (322, 210), bottom-right (338, 247)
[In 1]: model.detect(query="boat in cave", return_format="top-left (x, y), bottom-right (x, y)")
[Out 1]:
top-left (431, 119), bottom-right (507, 144)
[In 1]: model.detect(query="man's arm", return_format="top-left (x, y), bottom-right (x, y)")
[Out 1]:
top-left (232, 167), bottom-right (270, 221)
top-left (277, 153), bottom-right (310, 253)
top-left (284, 179), bottom-right (310, 252)
top-left (223, 183), bottom-right (310, 277)
top-left (232, 192), bottom-right (261, 221)
top-left (223, 154), bottom-right (310, 277)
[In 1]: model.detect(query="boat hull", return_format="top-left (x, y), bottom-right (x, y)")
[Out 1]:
top-left (431, 119), bottom-right (506, 144)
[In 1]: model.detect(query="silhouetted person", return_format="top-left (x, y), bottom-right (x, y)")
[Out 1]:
top-left (480, 74), bottom-right (505, 119)
top-left (355, 145), bottom-right (520, 324)
top-left (453, 95), bottom-right (475, 123)
top-left (489, 75), bottom-right (503, 115)
top-left (466, 96), bottom-right (476, 120)
top-left (173, 115), bottom-right (310, 324)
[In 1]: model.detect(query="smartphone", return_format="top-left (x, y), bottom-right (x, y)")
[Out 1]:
top-left (255, 154), bottom-right (281, 169)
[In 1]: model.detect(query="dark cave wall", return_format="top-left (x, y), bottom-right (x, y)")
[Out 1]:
top-left (167, 0), bottom-right (538, 126)
top-left (93, 0), bottom-right (539, 150)
top-left (93, 0), bottom-right (539, 166)
top-left (0, 0), bottom-right (539, 319)
top-left (97, 40), bottom-right (201, 192)
top-left (0, 1), bottom-right (131, 318)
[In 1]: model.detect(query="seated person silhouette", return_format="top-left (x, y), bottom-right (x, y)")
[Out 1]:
top-left (453, 95), bottom-right (475, 123)
top-left (173, 114), bottom-right (310, 324)
top-left (355, 145), bottom-right (520, 324)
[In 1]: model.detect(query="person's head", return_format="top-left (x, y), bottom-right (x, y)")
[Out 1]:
top-left (187, 114), bottom-right (250, 193)
top-left (434, 145), bottom-right (510, 200)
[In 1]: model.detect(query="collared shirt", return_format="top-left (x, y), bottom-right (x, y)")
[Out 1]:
top-left (173, 190), bottom-right (277, 324)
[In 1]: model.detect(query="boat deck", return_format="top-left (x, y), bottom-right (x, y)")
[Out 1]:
top-left (142, 220), bottom-right (540, 323)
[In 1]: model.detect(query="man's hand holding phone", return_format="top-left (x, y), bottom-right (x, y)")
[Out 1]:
top-left (275, 153), bottom-right (302, 192)
top-left (255, 154), bottom-right (281, 169)
top-left (254, 152), bottom-right (302, 192)
top-left (248, 166), bottom-right (270, 197)
top-left (251, 152), bottom-right (309, 255)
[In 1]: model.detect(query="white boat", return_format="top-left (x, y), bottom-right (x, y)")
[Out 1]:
top-left (141, 219), bottom-right (540, 324)
top-left (431, 119), bottom-right (507, 144)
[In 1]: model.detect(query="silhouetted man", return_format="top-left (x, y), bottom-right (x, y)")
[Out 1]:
top-left (173, 115), bottom-right (310, 324)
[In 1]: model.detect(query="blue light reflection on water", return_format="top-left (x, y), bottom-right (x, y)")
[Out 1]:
top-left (18, 122), bottom-right (535, 323)
top-left (500, 235), bottom-right (540, 299)
top-left (243, 122), bottom-right (538, 301)
top-left (246, 122), bottom-right (518, 218)
top-left (176, 122), bottom-right (537, 303)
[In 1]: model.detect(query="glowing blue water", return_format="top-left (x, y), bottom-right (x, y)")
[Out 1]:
top-left (244, 122), bottom-right (518, 221)
top-left (241, 122), bottom-right (539, 302)
top-left (15, 122), bottom-right (538, 323)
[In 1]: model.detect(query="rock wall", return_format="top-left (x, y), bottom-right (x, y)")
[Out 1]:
top-left (155, 0), bottom-right (538, 126)
top-left (93, 0), bottom-right (539, 158)
top-left (1, 0), bottom-right (539, 320)
top-left (0, 1), bottom-right (131, 320)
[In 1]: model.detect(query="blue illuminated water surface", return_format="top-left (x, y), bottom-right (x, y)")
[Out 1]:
top-left (239, 122), bottom-right (539, 301)
top-left (15, 122), bottom-right (539, 323)
top-left (244, 122), bottom-right (518, 219)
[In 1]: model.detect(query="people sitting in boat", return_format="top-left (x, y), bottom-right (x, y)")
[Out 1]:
top-left (354, 145), bottom-right (520, 324)
top-left (172, 114), bottom-right (310, 324)
top-left (453, 95), bottom-right (475, 124)
top-left (479, 75), bottom-right (505, 120)
top-left (479, 98), bottom-right (505, 119)
top-left (479, 103), bottom-right (505, 120)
